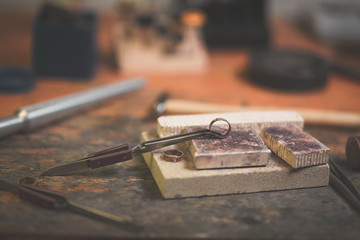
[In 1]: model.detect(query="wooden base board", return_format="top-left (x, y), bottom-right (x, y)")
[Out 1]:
top-left (141, 131), bottom-right (329, 199)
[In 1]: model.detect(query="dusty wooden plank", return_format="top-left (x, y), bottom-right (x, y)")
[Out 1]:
top-left (157, 111), bottom-right (304, 137)
top-left (260, 125), bottom-right (329, 168)
top-left (187, 127), bottom-right (271, 169)
top-left (141, 131), bottom-right (329, 199)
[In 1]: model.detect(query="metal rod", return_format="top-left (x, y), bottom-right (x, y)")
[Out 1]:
top-left (0, 77), bottom-right (146, 139)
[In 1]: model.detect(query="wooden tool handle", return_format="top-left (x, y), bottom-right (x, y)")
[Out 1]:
top-left (19, 187), bottom-right (57, 209)
top-left (87, 144), bottom-right (133, 169)
top-left (165, 99), bottom-right (360, 127)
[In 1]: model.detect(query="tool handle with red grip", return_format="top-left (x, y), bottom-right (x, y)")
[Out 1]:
top-left (86, 144), bottom-right (133, 169)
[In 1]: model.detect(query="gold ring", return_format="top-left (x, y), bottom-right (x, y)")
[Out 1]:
top-left (208, 118), bottom-right (231, 137)
top-left (164, 149), bottom-right (184, 163)
top-left (18, 176), bottom-right (36, 185)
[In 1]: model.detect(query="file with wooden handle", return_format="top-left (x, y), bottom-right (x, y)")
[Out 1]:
top-left (163, 99), bottom-right (360, 128)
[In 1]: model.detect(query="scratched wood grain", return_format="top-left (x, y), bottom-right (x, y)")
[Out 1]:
top-left (1, 101), bottom-right (360, 239)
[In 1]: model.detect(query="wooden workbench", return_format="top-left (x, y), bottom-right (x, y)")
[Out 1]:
top-left (0, 10), bottom-right (360, 239)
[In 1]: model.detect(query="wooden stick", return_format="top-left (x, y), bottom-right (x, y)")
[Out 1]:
top-left (164, 99), bottom-right (360, 128)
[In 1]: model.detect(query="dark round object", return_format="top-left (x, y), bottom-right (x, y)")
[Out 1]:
top-left (18, 176), bottom-right (36, 185)
top-left (0, 66), bottom-right (35, 94)
top-left (247, 49), bottom-right (329, 91)
top-left (170, 32), bottom-right (183, 44)
top-left (156, 25), bottom-right (169, 37)
top-left (346, 136), bottom-right (360, 170)
top-left (164, 149), bottom-right (184, 163)
top-left (135, 13), bottom-right (154, 29)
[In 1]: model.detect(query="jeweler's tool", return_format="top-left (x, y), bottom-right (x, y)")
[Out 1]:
top-left (151, 95), bottom-right (360, 128)
top-left (147, 92), bottom-right (169, 121)
top-left (0, 179), bottom-right (135, 226)
top-left (329, 159), bottom-right (360, 213)
top-left (346, 136), bottom-right (360, 170)
top-left (41, 118), bottom-right (231, 176)
top-left (0, 77), bottom-right (145, 139)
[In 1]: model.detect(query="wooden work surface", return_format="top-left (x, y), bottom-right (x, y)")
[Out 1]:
top-left (1, 10), bottom-right (360, 239)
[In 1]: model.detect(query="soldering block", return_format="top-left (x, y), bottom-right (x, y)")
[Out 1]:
top-left (260, 125), bottom-right (329, 168)
top-left (157, 111), bottom-right (304, 138)
top-left (187, 127), bottom-right (271, 169)
top-left (141, 131), bottom-right (329, 199)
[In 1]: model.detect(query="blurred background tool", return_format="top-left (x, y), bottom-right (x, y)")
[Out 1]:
top-left (151, 95), bottom-right (360, 128)
top-left (113, 1), bottom-right (208, 74)
top-left (302, 1), bottom-right (360, 54)
top-left (329, 159), bottom-right (360, 213)
top-left (0, 77), bottom-right (145, 139)
top-left (246, 49), bottom-right (329, 91)
top-left (346, 136), bottom-right (360, 170)
top-left (32, 3), bottom-right (99, 80)
top-left (0, 66), bottom-right (35, 94)
top-left (245, 48), bottom-right (360, 92)
top-left (199, 0), bottom-right (270, 49)
top-left (0, 179), bottom-right (134, 226)
top-left (180, 9), bottom-right (206, 56)
top-left (284, 0), bottom-right (360, 84)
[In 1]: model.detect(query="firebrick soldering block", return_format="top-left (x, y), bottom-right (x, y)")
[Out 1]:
top-left (260, 125), bottom-right (330, 168)
top-left (187, 127), bottom-right (271, 169)
top-left (141, 131), bottom-right (329, 199)
top-left (143, 111), bottom-right (328, 198)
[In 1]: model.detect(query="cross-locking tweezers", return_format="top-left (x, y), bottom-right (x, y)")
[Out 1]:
top-left (41, 118), bottom-right (231, 176)
top-left (329, 159), bottom-right (360, 213)
top-left (0, 179), bottom-right (136, 227)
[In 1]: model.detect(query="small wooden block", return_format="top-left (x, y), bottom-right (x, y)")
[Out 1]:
top-left (187, 127), bottom-right (271, 169)
top-left (260, 125), bottom-right (330, 168)
top-left (141, 131), bottom-right (329, 199)
top-left (157, 111), bottom-right (304, 137)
